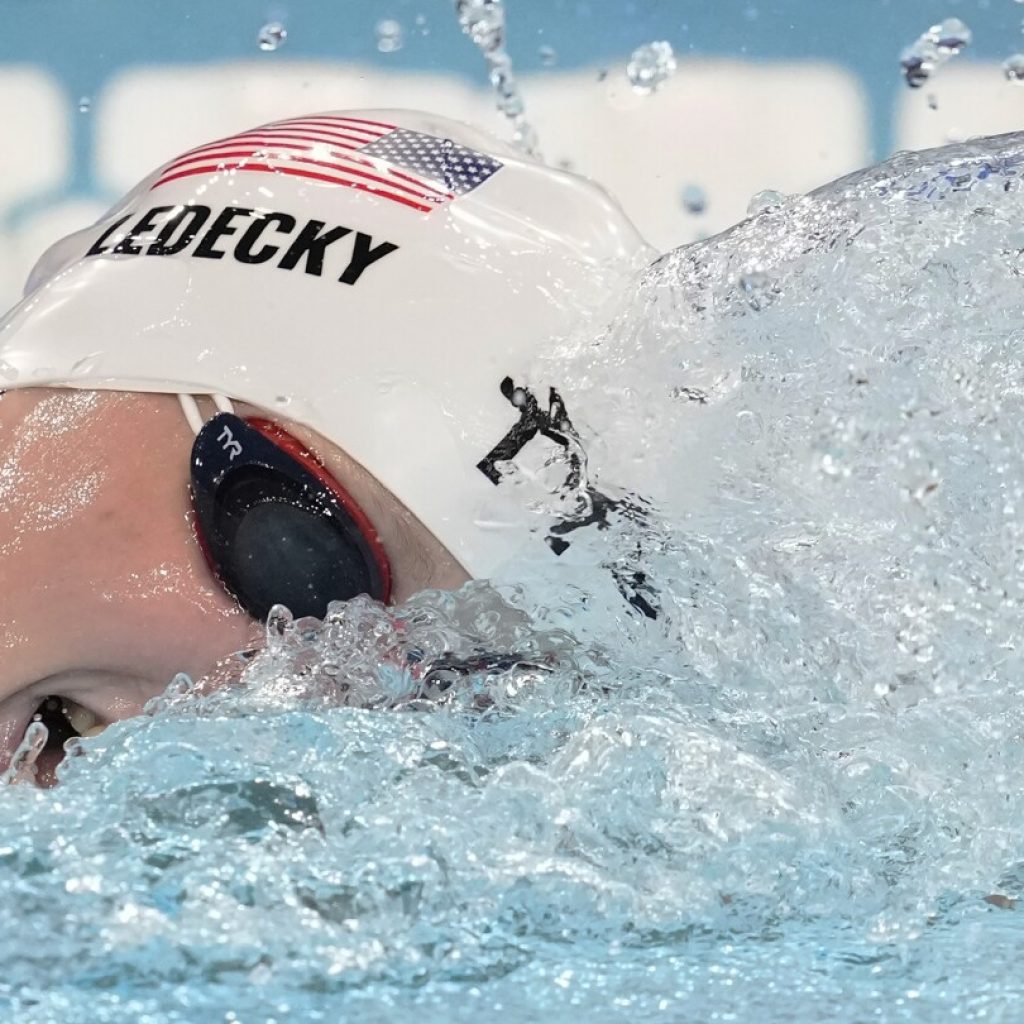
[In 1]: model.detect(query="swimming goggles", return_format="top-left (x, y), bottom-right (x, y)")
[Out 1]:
top-left (181, 395), bottom-right (391, 621)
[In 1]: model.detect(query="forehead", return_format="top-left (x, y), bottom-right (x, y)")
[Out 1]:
top-left (0, 388), bottom-right (194, 475)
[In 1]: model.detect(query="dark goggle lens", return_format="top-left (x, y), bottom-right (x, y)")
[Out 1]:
top-left (191, 414), bottom-right (391, 622)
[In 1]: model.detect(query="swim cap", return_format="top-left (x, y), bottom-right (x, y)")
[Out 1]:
top-left (0, 109), bottom-right (652, 576)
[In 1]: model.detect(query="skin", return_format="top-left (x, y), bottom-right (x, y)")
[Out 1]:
top-left (0, 387), bottom-right (469, 783)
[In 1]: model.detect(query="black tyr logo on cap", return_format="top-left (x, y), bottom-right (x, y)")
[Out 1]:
top-left (477, 377), bottom-right (580, 486)
top-left (477, 376), bottom-right (660, 620)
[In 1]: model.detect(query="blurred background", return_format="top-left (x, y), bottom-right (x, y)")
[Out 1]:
top-left (0, 0), bottom-right (1021, 309)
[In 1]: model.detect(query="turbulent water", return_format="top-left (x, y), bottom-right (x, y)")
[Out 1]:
top-left (7, 134), bottom-right (1024, 1022)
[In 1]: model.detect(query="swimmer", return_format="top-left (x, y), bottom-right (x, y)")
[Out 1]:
top-left (0, 109), bottom-right (652, 783)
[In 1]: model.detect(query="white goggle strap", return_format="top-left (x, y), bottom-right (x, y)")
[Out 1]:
top-left (178, 393), bottom-right (235, 435)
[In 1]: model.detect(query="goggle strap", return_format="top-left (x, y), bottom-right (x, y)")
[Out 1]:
top-left (179, 393), bottom-right (235, 435)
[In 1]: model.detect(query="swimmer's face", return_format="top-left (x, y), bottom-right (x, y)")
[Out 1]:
top-left (0, 388), bottom-right (469, 785)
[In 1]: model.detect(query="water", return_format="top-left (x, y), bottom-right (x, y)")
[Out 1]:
top-left (746, 187), bottom-right (787, 215)
top-left (376, 19), bottom-right (404, 54)
top-left (257, 21), bottom-right (287, 53)
top-left (681, 183), bottom-right (708, 215)
top-left (899, 18), bottom-right (971, 88)
top-left (1004, 54), bottom-right (1024, 83)
top-left (8, 133), bottom-right (1024, 1021)
top-left (453, 0), bottom-right (538, 154)
top-left (538, 44), bottom-right (558, 68)
top-left (625, 40), bottom-right (677, 94)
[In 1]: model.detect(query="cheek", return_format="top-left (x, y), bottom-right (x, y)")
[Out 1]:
top-left (0, 458), bottom-right (105, 560)
top-left (0, 397), bottom-right (261, 685)
top-left (83, 474), bottom-right (245, 625)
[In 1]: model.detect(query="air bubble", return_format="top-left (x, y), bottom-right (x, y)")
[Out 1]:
top-left (376, 19), bottom-right (404, 53)
top-left (747, 189), bottom-right (786, 216)
top-left (0, 360), bottom-right (19, 382)
top-left (258, 22), bottom-right (287, 52)
top-left (626, 41), bottom-right (677, 95)
top-left (539, 45), bottom-right (557, 67)
top-left (77, 96), bottom-right (91, 114)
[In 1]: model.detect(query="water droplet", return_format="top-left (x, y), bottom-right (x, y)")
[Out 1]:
top-left (165, 673), bottom-right (195, 700)
top-left (77, 96), bottom-right (91, 114)
top-left (934, 18), bottom-right (971, 55)
top-left (735, 409), bottom-right (764, 442)
top-left (900, 41), bottom-right (939, 88)
top-left (539, 45), bottom-right (557, 67)
top-left (738, 270), bottom-right (777, 311)
top-left (267, 604), bottom-right (294, 643)
top-left (670, 385), bottom-right (708, 404)
top-left (0, 360), bottom-right (19, 382)
top-left (273, 395), bottom-right (292, 408)
top-left (453, 0), bottom-right (537, 155)
top-left (626, 41), bottom-right (677, 95)
top-left (1004, 54), bottom-right (1024, 83)
top-left (747, 189), bottom-right (786, 216)
top-left (900, 19), bottom-right (970, 88)
top-left (70, 353), bottom-right (101, 377)
top-left (927, 93), bottom-right (939, 111)
top-left (680, 184), bottom-right (707, 215)
top-left (258, 22), bottom-right (287, 52)
top-left (489, 56), bottom-right (524, 116)
top-left (454, 0), bottom-right (505, 51)
top-left (376, 19), bottom-right (404, 53)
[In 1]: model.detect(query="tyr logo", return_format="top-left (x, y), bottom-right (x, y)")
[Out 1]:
top-left (476, 377), bottom-right (581, 488)
top-left (217, 424), bottom-right (243, 461)
top-left (477, 376), bottom-right (660, 620)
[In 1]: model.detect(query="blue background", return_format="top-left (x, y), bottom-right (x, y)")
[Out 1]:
top-left (1, 0), bottom-right (1020, 198)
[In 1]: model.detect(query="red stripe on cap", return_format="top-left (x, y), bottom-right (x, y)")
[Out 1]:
top-left (158, 147), bottom-right (449, 201)
top-left (151, 161), bottom-right (437, 213)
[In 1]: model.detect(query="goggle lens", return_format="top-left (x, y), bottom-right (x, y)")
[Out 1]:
top-left (190, 413), bottom-right (391, 621)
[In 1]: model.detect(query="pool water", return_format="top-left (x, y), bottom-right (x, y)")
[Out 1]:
top-left (5, 132), bottom-right (1024, 1023)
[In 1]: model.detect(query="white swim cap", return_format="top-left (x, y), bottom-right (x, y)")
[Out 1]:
top-left (0, 109), bottom-right (653, 576)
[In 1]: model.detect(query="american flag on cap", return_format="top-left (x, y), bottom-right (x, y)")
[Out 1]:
top-left (151, 114), bottom-right (504, 214)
